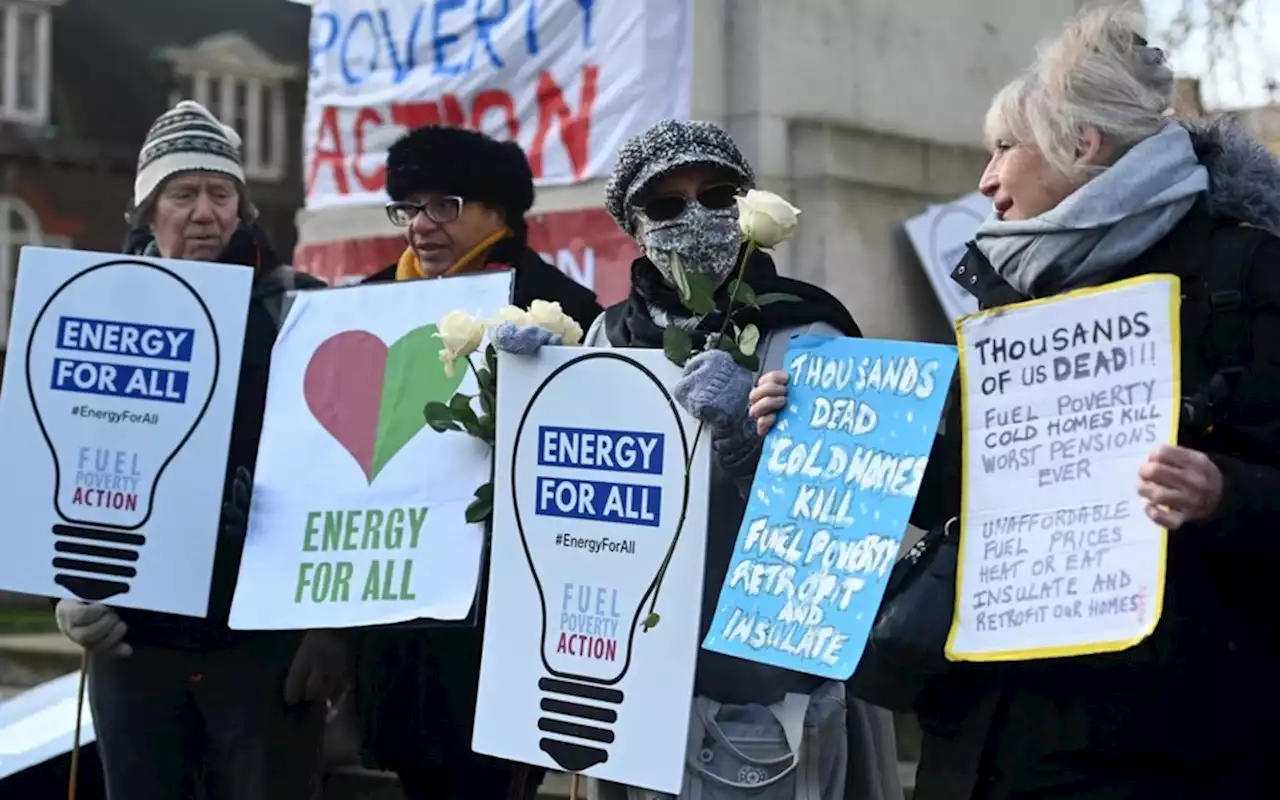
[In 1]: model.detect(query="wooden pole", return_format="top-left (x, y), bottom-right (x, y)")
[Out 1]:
top-left (67, 650), bottom-right (88, 800)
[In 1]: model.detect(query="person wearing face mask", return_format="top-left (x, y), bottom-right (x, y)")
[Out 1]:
top-left (51, 100), bottom-right (341, 799)
top-left (493, 119), bottom-right (903, 800)
top-left (352, 124), bottom-right (602, 800)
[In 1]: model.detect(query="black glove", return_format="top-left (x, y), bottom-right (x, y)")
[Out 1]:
top-left (222, 465), bottom-right (253, 534)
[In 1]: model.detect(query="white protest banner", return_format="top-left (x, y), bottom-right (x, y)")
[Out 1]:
top-left (947, 275), bottom-right (1181, 661)
top-left (902, 192), bottom-right (989, 323)
top-left (305, 0), bottom-right (693, 209)
top-left (473, 347), bottom-right (709, 794)
top-left (0, 673), bottom-right (96, 781)
top-left (229, 272), bottom-right (511, 630)
top-left (0, 247), bottom-right (251, 616)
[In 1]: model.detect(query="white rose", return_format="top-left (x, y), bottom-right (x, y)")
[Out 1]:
top-left (560, 317), bottom-right (584, 346)
top-left (436, 310), bottom-right (485, 377)
top-left (487, 305), bottom-right (531, 329)
top-left (736, 189), bottom-right (801, 248)
top-left (527, 300), bottom-right (572, 340)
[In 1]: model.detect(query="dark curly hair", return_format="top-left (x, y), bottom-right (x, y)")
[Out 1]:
top-left (385, 126), bottom-right (535, 243)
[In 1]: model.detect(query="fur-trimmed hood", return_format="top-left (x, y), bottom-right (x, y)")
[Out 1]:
top-left (1185, 116), bottom-right (1280, 233)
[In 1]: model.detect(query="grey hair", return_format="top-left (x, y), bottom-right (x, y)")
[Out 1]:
top-left (985, 5), bottom-right (1175, 176)
top-left (125, 173), bottom-right (258, 227)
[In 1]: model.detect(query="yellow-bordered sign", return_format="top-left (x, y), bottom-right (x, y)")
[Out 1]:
top-left (946, 273), bottom-right (1182, 662)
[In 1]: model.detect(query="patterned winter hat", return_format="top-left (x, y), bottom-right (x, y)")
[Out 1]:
top-left (604, 119), bottom-right (756, 237)
top-left (130, 100), bottom-right (246, 221)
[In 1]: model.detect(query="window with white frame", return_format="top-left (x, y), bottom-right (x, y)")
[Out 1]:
top-left (0, 1), bottom-right (62, 126)
top-left (184, 72), bottom-right (288, 182)
top-left (0, 196), bottom-right (69, 349)
top-left (165, 34), bottom-right (298, 183)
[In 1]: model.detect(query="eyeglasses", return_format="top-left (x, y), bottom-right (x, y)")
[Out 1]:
top-left (385, 196), bottom-right (465, 227)
top-left (638, 184), bottom-right (741, 222)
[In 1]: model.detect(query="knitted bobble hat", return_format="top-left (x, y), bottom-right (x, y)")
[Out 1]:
top-left (130, 100), bottom-right (248, 222)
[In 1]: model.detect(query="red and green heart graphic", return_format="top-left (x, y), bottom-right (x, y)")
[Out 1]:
top-left (303, 324), bottom-right (465, 483)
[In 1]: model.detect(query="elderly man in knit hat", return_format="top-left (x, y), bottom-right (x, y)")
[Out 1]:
top-left (351, 124), bottom-right (602, 800)
top-left (494, 119), bottom-right (902, 800)
top-left (51, 100), bottom-right (341, 800)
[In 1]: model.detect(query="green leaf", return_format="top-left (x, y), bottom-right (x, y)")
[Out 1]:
top-left (716, 334), bottom-right (736, 352)
top-left (684, 273), bottom-right (717, 316)
top-left (479, 387), bottom-right (494, 417)
top-left (756, 292), bottom-right (804, 306)
top-left (465, 483), bottom-right (494, 524)
top-left (727, 280), bottom-right (758, 309)
top-left (739, 323), bottom-right (761, 357)
top-left (641, 612), bottom-right (660, 632)
top-left (449, 394), bottom-right (481, 435)
top-left (731, 349), bottom-right (760, 371)
top-left (663, 326), bottom-right (694, 367)
top-left (478, 414), bottom-right (496, 443)
top-left (424, 402), bottom-right (462, 433)
top-left (485, 343), bottom-right (497, 373)
top-left (667, 251), bottom-right (692, 304)
top-left (476, 367), bottom-right (495, 396)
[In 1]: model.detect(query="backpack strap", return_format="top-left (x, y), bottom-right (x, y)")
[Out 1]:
top-left (1183, 222), bottom-right (1268, 431)
top-left (1201, 223), bottom-right (1265, 370)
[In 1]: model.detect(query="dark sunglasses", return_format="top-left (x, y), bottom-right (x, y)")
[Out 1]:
top-left (385, 196), bottom-right (465, 226)
top-left (639, 184), bottom-right (741, 222)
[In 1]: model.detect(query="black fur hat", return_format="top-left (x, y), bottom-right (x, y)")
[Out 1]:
top-left (385, 126), bottom-right (535, 227)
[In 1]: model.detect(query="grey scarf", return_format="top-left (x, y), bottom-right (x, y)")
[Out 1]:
top-left (975, 123), bottom-right (1209, 296)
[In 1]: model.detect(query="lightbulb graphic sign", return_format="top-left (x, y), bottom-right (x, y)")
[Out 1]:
top-left (473, 348), bottom-right (710, 794)
top-left (0, 247), bottom-right (252, 616)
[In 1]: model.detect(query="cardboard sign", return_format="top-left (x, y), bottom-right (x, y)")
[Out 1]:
top-left (473, 347), bottom-right (710, 794)
top-left (229, 272), bottom-right (511, 630)
top-left (0, 247), bottom-right (251, 616)
top-left (702, 335), bottom-right (957, 679)
top-left (947, 275), bottom-right (1180, 661)
top-left (903, 192), bottom-right (990, 322)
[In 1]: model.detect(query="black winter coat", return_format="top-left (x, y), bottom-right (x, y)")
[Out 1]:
top-left (116, 226), bottom-right (328, 650)
top-left (352, 240), bottom-right (603, 778)
top-left (912, 120), bottom-right (1280, 800)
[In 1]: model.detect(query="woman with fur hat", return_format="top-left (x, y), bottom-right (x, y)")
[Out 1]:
top-left (353, 124), bottom-right (602, 800)
top-left (360, 124), bottom-right (602, 322)
top-left (493, 118), bottom-right (903, 799)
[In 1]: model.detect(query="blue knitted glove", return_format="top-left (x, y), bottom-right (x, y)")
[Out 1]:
top-left (673, 350), bottom-right (761, 469)
top-left (492, 321), bottom-right (563, 355)
top-left (673, 350), bottom-right (755, 431)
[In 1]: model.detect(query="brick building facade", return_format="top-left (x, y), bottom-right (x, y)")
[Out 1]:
top-left (0, 0), bottom-right (312, 361)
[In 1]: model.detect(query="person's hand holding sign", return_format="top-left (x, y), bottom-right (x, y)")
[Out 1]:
top-left (1138, 444), bottom-right (1224, 529)
top-left (749, 371), bottom-right (789, 436)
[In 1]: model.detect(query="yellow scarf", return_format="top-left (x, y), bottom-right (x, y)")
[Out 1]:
top-left (394, 226), bottom-right (513, 281)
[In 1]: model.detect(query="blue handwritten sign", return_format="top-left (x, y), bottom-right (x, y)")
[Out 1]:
top-left (702, 335), bottom-right (958, 679)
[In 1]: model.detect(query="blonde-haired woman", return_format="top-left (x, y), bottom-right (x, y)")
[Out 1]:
top-left (913, 9), bottom-right (1280, 800)
top-left (748, 7), bottom-right (1280, 800)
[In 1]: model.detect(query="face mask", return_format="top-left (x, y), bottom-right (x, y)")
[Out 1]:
top-left (638, 204), bottom-right (742, 289)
